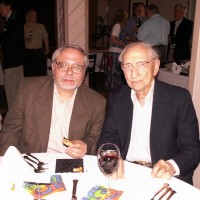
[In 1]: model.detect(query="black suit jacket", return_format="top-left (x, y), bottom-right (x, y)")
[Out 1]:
top-left (1, 11), bottom-right (25, 68)
top-left (170, 17), bottom-right (193, 61)
top-left (98, 80), bottom-right (200, 184)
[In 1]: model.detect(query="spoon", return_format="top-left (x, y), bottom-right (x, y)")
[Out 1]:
top-left (26, 160), bottom-right (45, 173)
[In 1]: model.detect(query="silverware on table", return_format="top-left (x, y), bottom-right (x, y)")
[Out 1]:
top-left (150, 183), bottom-right (176, 200)
top-left (150, 183), bottom-right (169, 200)
top-left (158, 187), bottom-right (172, 200)
top-left (24, 181), bottom-right (51, 185)
top-left (26, 153), bottom-right (48, 166)
top-left (24, 156), bottom-right (48, 170)
top-left (71, 179), bottom-right (78, 200)
top-left (166, 190), bottom-right (177, 200)
top-left (25, 160), bottom-right (45, 173)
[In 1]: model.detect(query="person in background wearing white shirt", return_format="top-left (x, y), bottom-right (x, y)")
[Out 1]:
top-left (97, 42), bottom-right (200, 185)
top-left (137, 4), bottom-right (170, 68)
top-left (0, 44), bottom-right (106, 158)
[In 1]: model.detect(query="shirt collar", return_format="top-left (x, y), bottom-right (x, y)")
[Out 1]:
top-left (131, 80), bottom-right (155, 104)
top-left (53, 84), bottom-right (77, 105)
top-left (6, 11), bottom-right (12, 21)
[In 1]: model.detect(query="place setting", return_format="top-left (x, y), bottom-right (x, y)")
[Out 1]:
top-left (1, 144), bottom-right (200, 199)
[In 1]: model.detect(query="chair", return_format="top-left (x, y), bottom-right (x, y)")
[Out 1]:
top-left (98, 52), bottom-right (109, 83)
top-left (98, 52), bottom-right (109, 73)
top-left (87, 54), bottom-right (97, 89)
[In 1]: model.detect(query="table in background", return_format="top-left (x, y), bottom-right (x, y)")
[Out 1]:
top-left (1, 153), bottom-right (200, 199)
top-left (157, 68), bottom-right (188, 89)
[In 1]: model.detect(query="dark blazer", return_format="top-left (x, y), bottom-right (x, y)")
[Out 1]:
top-left (170, 17), bottom-right (193, 61)
top-left (0, 76), bottom-right (106, 155)
top-left (98, 79), bottom-right (200, 184)
top-left (1, 11), bottom-right (24, 68)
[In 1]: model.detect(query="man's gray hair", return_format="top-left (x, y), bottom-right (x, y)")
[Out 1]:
top-left (175, 3), bottom-right (187, 14)
top-left (52, 44), bottom-right (89, 67)
top-left (147, 4), bottom-right (159, 14)
top-left (118, 42), bottom-right (159, 63)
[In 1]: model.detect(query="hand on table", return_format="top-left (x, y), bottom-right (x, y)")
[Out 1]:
top-left (151, 159), bottom-right (176, 180)
top-left (65, 140), bottom-right (87, 159)
top-left (111, 158), bottom-right (125, 180)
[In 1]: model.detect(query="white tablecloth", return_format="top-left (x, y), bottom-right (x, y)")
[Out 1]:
top-left (157, 69), bottom-right (188, 89)
top-left (1, 153), bottom-right (200, 200)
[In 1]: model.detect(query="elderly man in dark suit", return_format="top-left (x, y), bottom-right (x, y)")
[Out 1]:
top-left (0, 44), bottom-right (106, 158)
top-left (169, 3), bottom-right (193, 62)
top-left (97, 42), bottom-right (200, 185)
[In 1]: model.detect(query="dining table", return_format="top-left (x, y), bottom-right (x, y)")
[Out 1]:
top-left (1, 150), bottom-right (200, 200)
top-left (157, 68), bottom-right (189, 89)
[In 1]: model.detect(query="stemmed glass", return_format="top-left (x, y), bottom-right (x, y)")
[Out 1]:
top-left (97, 143), bottom-right (121, 189)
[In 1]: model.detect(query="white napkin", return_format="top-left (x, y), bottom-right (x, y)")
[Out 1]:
top-left (0, 146), bottom-right (49, 199)
top-left (171, 62), bottom-right (182, 74)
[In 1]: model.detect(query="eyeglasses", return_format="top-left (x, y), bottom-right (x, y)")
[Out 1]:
top-left (121, 58), bottom-right (156, 72)
top-left (54, 62), bottom-right (85, 73)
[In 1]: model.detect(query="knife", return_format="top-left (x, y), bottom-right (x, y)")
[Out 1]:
top-left (24, 181), bottom-right (51, 185)
top-left (71, 179), bottom-right (78, 200)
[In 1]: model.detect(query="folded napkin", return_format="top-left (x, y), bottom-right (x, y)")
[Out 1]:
top-left (0, 146), bottom-right (48, 199)
top-left (81, 185), bottom-right (123, 200)
top-left (171, 62), bottom-right (182, 74)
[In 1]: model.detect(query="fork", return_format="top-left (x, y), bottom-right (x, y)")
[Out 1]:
top-left (150, 183), bottom-right (169, 200)
top-left (24, 156), bottom-right (48, 170)
top-left (26, 160), bottom-right (45, 173)
top-left (26, 153), bottom-right (48, 166)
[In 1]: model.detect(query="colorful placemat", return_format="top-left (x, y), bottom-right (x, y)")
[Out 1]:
top-left (24, 175), bottom-right (66, 198)
top-left (81, 184), bottom-right (123, 200)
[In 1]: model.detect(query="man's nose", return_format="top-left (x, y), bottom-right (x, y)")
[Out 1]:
top-left (131, 67), bottom-right (139, 79)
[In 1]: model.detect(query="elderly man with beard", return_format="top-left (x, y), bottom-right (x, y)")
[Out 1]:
top-left (0, 44), bottom-right (106, 157)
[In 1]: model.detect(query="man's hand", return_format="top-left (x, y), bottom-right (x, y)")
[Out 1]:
top-left (111, 158), bottom-right (125, 180)
top-left (65, 140), bottom-right (87, 158)
top-left (151, 159), bottom-right (176, 180)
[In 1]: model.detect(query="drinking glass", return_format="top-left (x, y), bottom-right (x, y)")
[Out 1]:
top-left (97, 143), bottom-right (120, 189)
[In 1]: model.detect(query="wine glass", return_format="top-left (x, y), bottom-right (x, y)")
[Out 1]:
top-left (97, 143), bottom-right (120, 189)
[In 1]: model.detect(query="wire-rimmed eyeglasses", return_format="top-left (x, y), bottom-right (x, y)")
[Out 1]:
top-left (54, 61), bottom-right (85, 73)
top-left (121, 58), bottom-right (156, 72)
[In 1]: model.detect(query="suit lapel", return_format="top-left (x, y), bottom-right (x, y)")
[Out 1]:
top-left (68, 86), bottom-right (89, 140)
top-left (150, 80), bottom-right (171, 163)
top-left (35, 78), bottom-right (54, 151)
top-left (116, 86), bottom-right (133, 158)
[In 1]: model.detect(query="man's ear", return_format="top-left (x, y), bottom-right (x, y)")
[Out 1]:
top-left (153, 58), bottom-right (160, 76)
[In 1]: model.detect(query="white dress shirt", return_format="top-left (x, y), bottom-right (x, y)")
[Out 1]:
top-left (126, 81), bottom-right (180, 175)
top-left (47, 85), bottom-right (77, 153)
top-left (126, 81), bottom-right (154, 162)
top-left (173, 19), bottom-right (182, 35)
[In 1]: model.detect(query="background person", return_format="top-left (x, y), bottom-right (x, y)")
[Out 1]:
top-left (97, 42), bottom-right (200, 185)
top-left (124, 3), bottom-right (146, 42)
top-left (137, 4), bottom-right (170, 68)
top-left (24, 9), bottom-right (49, 77)
top-left (0, 44), bottom-right (106, 158)
top-left (168, 3), bottom-right (193, 63)
top-left (0, 0), bottom-right (24, 108)
top-left (106, 9), bottom-right (128, 90)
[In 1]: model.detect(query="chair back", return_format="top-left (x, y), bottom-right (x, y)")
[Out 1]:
top-left (98, 52), bottom-right (109, 72)
top-left (88, 54), bottom-right (97, 73)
